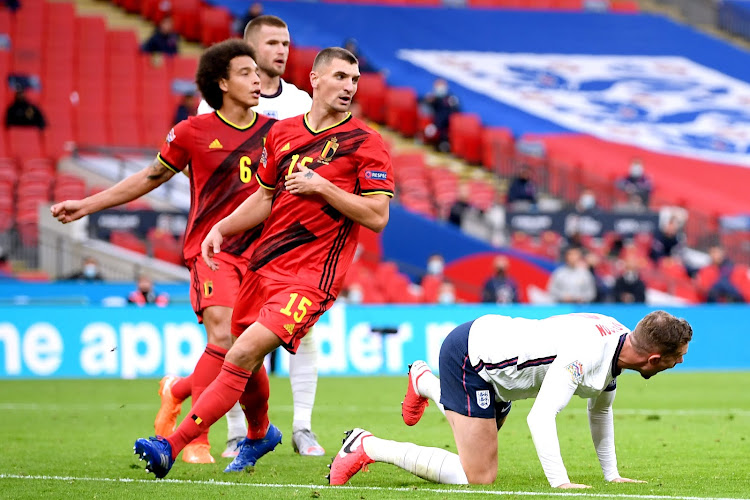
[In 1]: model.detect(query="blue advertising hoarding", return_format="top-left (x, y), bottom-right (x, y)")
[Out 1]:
top-left (1, 304), bottom-right (748, 379)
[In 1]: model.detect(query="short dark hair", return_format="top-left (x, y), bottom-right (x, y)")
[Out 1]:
top-left (312, 47), bottom-right (358, 71)
top-left (244, 15), bottom-right (287, 41)
top-left (631, 310), bottom-right (693, 357)
top-left (196, 40), bottom-right (256, 111)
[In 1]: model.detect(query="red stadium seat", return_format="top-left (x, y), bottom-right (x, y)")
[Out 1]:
top-left (449, 113), bottom-right (482, 164)
top-left (288, 47), bottom-right (318, 94)
top-left (200, 6), bottom-right (233, 47)
top-left (609, 0), bottom-right (640, 13)
top-left (355, 73), bottom-right (387, 123)
top-left (110, 230), bottom-right (148, 254)
top-left (141, 0), bottom-right (169, 24)
top-left (480, 126), bottom-right (514, 172)
top-left (172, 0), bottom-right (202, 42)
top-left (385, 87), bottom-right (418, 137)
top-left (8, 128), bottom-right (45, 161)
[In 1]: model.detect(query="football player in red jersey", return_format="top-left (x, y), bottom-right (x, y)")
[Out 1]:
top-left (132, 47), bottom-right (394, 478)
top-left (51, 39), bottom-right (274, 464)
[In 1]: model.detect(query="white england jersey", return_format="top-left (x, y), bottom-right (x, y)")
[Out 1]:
top-left (197, 79), bottom-right (311, 120)
top-left (469, 313), bottom-right (628, 402)
top-left (467, 313), bottom-right (629, 487)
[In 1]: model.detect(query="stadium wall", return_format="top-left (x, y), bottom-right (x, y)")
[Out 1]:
top-left (1, 304), bottom-right (748, 379)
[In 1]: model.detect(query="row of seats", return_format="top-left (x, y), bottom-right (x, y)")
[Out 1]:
top-left (1, 1), bottom-right (200, 158)
top-left (110, 0), bottom-right (233, 47)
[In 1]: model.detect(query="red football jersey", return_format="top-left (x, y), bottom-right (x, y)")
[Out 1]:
top-left (252, 112), bottom-right (394, 297)
top-left (158, 111), bottom-right (275, 261)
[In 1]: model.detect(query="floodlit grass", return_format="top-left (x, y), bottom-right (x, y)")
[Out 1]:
top-left (1, 372), bottom-right (748, 499)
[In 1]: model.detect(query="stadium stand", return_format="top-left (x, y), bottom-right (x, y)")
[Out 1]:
top-left (3, 0), bottom-right (748, 305)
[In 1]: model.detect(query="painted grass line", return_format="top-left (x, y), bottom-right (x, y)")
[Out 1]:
top-left (0, 403), bottom-right (748, 417)
top-left (0, 474), bottom-right (747, 500)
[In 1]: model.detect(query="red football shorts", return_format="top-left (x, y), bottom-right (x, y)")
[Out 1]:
top-left (188, 253), bottom-right (250, 322)
top-left (231, 270), bottom-right (333, 354)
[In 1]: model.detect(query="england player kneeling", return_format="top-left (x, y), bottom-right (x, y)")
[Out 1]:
top-left (329, 310), bottom-right (692, 488)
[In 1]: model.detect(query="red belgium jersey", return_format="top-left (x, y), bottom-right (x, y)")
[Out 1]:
top-left (252, 112), bottom-right (394, 298)
top-left (157, 111), bottom-right (275, 261)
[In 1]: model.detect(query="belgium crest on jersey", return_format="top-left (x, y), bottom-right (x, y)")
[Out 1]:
top-left (318, 137), bottom-right (339, 164)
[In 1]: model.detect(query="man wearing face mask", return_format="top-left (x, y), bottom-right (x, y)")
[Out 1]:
top-left (481, 256), bottom-right (518, 304)
top-left (613, 257), bottom-right (646, 304)
top-left (616, 159), bottom-right (652, 207)
top-left (421, 78), bottom-right (459, 153)
top-left (63, 256), bottom-right (104, 282)
top-left (575, 189), bottom-right (598, 214)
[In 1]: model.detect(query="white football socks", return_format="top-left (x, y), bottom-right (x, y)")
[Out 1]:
top-left (226, 401), bottom-right (247, 441)
top-left (417, 368), bottom-right (446, 416)
top-left (290, 332), bottom-right (318, 432)
top-left (363, 435), bottom-right (468, 484)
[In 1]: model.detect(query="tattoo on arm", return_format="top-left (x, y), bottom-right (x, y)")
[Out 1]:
top-left (147, 161), bottom-right (171, 181)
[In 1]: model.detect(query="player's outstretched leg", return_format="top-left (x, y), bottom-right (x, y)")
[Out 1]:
top-left (134, 436), bottom-right (175, 479)
top-left (290, 333), bottom-right (325, 456)
top-left (224, 423), bottom-right (283, 472)
top-left (327, 428), bottom-right (374, 485)
top-left (402, 361), bottom-right (432, 425)
top-left (328, 428), bottom-right (469, 486)
top-left (154, 375), bottom-right (182, 436)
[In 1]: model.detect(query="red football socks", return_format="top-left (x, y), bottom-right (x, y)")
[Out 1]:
top-left (170, 374), bottom-right (192, 402)
top-left (239, 365), bottom-right (270, 439)
top-left (190, 344), bottom-right (228, 444)
top-left (166, 361), bottom-right (251, 458)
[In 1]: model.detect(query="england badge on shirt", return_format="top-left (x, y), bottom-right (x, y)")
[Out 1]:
top-left (476, 389), bottom-right (491, 409)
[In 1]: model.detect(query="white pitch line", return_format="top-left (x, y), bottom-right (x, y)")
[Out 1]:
top-left (0, 474), bottom-right (747, 500)
top-left (0, 403), bottom-right (748, 417)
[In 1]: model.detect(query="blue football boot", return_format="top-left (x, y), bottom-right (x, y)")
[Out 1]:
top-left (224, 424), bottom-right (282, 472)
top-left (134, 436), bottom-right (174, 479)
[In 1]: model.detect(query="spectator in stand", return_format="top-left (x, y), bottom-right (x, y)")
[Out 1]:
top-left (5, 88), bottom-right (46, 130)
top-left (575, 188), bottom-right (599, 214)
top-left (141, 16), bottom-right (179, 56)
top-left (547, 247), bottom-right (596, 304)
top-left (616, 158), bottom-right (652, 207)
top-left (342, 38), bottom-right (380, 74)
top-left (173, 93), bottom-right (196, 125)
top-left (437, 280), bottom-right (456, 304)
top-left (704, 246), bottom-right (745, 303)
top-left (481, 255), bottom-right (518, 304)
top-left (420, 78), bottom-right (459, 153)
top-left (613, 256), bottom-right (646, 303)
top-left (233, 2), bottom-right (263, 37)
top-left (584, 251), bottom-right (611, 303)
top-left (127, 273), bottom-right (169, 307)
top-left (63, 256), bottom-right (104, 282)
top-left (649, 217), bottom-right (684, 262)
top-left (425, 253), bottom-right (445, 279)
top-left (506, 165), bottom-right (537, 209)
top-left (448, 183), bottom-right (472, 227)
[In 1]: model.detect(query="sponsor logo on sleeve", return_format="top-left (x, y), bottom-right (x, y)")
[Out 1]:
top-left (565, 361), bottom-right (584, 384)
top-left (365, 170), bottom-right (388, 181)
top-left (166, 128), bottom-right (175, 143)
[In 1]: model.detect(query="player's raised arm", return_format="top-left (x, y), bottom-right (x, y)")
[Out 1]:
top-left (201, 187), bottom-right (273, 269)
top-left (526, 360), bottom-right (589, 488)
top-left (50, 157), bottom-right (176, 224)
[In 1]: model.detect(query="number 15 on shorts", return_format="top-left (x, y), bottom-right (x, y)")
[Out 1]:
top-left (279, 292), bottom-right (312, 323)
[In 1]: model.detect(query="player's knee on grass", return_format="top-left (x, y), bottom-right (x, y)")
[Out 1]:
top-left (464, 464), bottom-right (497, 484)
top-left (202, 306), bottom-right (234, 349)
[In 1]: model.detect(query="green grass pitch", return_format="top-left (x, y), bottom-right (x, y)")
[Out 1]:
top-left (1, 372), bottom-right (748, 499)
